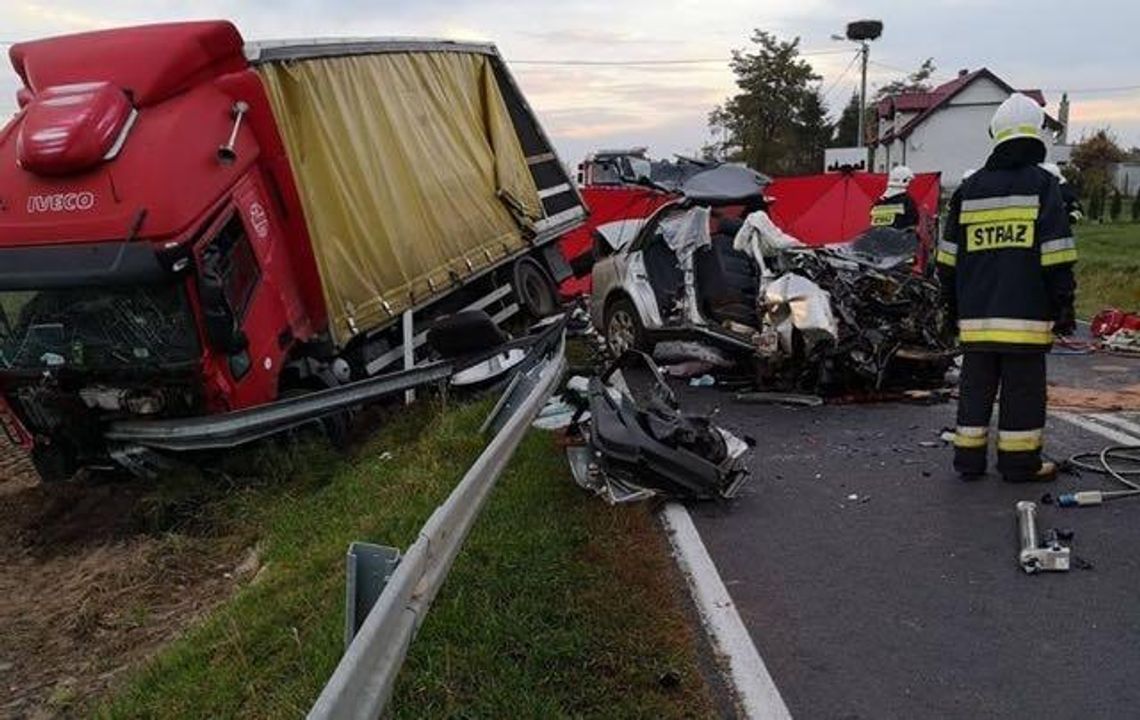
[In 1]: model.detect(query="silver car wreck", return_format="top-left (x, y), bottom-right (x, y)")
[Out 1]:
top-left (589, 165), bottom-right (954, 392)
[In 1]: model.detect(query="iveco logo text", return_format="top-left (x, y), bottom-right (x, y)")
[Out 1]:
top-left (26, 192), bottom-right (97, 214)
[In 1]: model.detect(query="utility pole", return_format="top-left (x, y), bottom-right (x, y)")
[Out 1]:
top-left (857, 40), bottom-right (869, 148)
top-left (833, 20), bottom-right (882, 151)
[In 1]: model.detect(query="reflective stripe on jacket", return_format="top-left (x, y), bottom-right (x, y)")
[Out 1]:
top-left (938, 165), bottom-right (1076, 352)
top-left (870, 192), bottom-right (918, 229)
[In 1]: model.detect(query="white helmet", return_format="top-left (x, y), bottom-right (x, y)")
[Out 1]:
top-left (884, 165), bottom-right (914, 196)
top-left (990, 93), bottom-right (1045, 148)
top-left (1039, 162), bottom-right (1067, 184)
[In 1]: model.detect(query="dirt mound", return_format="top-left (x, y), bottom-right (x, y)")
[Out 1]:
top-left (1, 481), bottom-right (150, 555)
top-left (0, 444), bottom-right (37, 495)
top-left (0, 455), bottom-right (249, 719)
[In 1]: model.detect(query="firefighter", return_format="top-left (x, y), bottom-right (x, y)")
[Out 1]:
top-left (870, 165), bottom-right (920, 230)
top-left (936, 93), bottom-right (1076, 482)
top-left (1040, 162), bottom-right (1084, 224)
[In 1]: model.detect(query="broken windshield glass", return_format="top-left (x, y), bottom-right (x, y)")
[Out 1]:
top-left (0, 285), bottom-right (199, 372)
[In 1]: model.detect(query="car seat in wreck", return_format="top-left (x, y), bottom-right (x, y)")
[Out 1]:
top-left (694, 223), bottom-right (761, 328)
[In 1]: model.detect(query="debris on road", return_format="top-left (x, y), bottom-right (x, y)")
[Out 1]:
top-left (1090, 308), bottom-right (1140, 340)
top-left (563, 352), bottom-right (750, 504)
top-left (734, 391), bottom-right (823, 407)
top-left (1103, 329), bottom-right (1140, 355)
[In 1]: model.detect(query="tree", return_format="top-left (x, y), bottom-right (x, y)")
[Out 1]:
top-left (874, 58), bottom-right (937, 100)
top-left (1088, 185), bottom-right (1105, 222)
top-left (1110, 190), bottom-right (1124, 222)
top-left (704, 105), bottom-right (735, 162)
top-left (1070, 129), bottom-right (1126, 201)
top-left (1132, 187), bottom-right (1140, 222)
top-left (832, 91), bottom-right (861, 147)
top-left (707, 30), bottom-right (833, 174)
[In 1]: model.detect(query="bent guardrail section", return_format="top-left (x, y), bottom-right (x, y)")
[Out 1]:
top-left (307, 328), bottom-right (565, 720)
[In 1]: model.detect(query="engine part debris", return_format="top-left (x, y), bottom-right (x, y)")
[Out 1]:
top-left (564, 352), bottom-right (749, 503)
top-left (756, 245), bottom-right (955, 393)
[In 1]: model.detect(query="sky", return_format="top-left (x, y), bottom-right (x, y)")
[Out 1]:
top-left (1, 0), bottom-right (1137, 166)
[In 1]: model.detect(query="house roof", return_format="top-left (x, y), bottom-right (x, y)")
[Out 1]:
top-left (876, 68), bottom-right (1056, 146)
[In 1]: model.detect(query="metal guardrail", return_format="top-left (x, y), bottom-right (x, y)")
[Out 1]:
top-left (107, 361), bottom-right (456, 451)
top-left (307, 328), bottom-right (566, 720)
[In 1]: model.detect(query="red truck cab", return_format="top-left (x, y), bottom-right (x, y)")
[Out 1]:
top-left (0, 21), bottom-right (587, 481)
top-left (0, 22), bottom-right (327, 478)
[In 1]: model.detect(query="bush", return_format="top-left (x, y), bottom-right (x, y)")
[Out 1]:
top-left (1132, 188), bottom-right (1140, 222)
top-left (1088, 188), bottom-right (1105, 222)
top-left (1110, 191), bottom-right (1123, 222)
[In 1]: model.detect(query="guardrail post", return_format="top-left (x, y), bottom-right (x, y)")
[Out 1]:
top-left (402, 310), bottom-right (416, 405)
top-left (344, 542), bottom-right (402, 649)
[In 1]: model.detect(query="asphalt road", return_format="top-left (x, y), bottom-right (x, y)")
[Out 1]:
top-left (677, 350), bottom-right (1140, 720)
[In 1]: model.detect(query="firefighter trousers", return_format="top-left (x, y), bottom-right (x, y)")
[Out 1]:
top-left (953, 351), bottom-right (1046, 479)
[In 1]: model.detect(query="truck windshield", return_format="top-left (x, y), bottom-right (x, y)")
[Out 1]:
top-left (0, 284), bottom-right (199, 371)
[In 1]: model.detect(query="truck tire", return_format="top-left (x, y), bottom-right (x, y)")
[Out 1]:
top-left (279, 387), bottom-right (354, 450)
top-left (427, 310), bottom-right (508, 358)
top-left (513, 258), bottom-right (558, 318)
top-left (31, 441), bottom-right (78, 483)
top-left (604, 296), bottom-right (646, 356)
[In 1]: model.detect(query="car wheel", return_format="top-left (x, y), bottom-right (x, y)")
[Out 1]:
top-left (513, 258), bottom-right (559, 318)
top-left (604, 296), bottom-right (645, 356)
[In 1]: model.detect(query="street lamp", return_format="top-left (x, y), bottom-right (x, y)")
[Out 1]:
top-left (832, 20), bottom-right (883, 149)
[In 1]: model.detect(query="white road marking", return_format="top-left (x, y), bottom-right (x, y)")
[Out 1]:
top-left (1051, 410), bottom-right (1140, 445)
top-left (1088, 412), bottom-right (1140, 439)
top-left (660, 502), bottom-right (793, 720)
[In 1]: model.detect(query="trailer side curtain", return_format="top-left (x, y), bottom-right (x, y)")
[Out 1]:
top-left (258, 51), bottom-right (541, 343)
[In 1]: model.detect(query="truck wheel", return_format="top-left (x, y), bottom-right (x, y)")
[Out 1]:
top-left (513, 258), bottom-right (558, 318)
top-left (31, 441), bottom-right (78, 483)
top-left (280, 387), bottom-right (354, 449)
top-left (604, 297), bottom-right (646, 356)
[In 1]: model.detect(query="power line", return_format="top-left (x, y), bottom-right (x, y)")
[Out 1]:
top-left (820, 50), bottom-right (861, 103)
top-left (509, 47), bottom-right (852, 67)
top-left (1041, 84), bottom-right (1140, 94)
top-left (868, 60), bottom-right (1140, 97)
top-left (511, 58), bottom-right (726, 66)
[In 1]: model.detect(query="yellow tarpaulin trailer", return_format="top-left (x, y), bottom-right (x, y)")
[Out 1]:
top-left (250, 40), bottom-right (585, 344)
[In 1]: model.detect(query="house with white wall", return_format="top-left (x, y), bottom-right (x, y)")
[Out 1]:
top-left (872, 69), bottom-right (1064, 190)
top-left (1112, 162), bottom-right (1140, 195)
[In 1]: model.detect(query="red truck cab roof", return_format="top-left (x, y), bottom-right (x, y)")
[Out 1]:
top-left (0, 21), bottom-right (259, 247)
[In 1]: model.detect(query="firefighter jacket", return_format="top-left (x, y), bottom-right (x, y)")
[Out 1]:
top-left (870, 192), bottom-right (919, 230)
top-left (937, 161), bottom-right (1076, 352)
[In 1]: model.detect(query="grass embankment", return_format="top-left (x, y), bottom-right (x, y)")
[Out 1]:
top-left (1075, 222), bottom-right (1140, 319)
top-left (100, 398), bottom-right (716, 718)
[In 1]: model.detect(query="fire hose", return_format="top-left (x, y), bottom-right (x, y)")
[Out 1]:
top-left (1058, 445), bottom-right (1140, 506)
